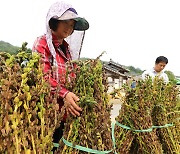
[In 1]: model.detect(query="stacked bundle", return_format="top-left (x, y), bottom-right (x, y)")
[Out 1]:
top-left (115, 77), bottom-right (180, 154)
top-left (57, 59), bottom-right (113, 154)
top-left (0, 43), bottom-right (63, 153)
top-left (152, 78), bottom-right (180, 153)
top-left (115, 78), bottom-right (162, 154)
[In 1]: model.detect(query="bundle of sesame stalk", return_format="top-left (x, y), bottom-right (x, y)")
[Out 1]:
top-left (114, 77), bottom-right (180, 154)
top-left (56, 57), bottom-right (113, 153)
top-left (114, 77), bottom-right (163, 154)
top-left (0, 43), bottom-right (64, 153)
top-left (152, 78), bottom-right (180, 153)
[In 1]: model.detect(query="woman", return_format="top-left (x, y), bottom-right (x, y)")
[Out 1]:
top-left (32, 1), bottom-right (89, 147)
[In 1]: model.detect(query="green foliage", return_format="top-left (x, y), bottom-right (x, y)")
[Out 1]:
top-left (165, 70), bottom-right (176, 84)
top-left (0, 41), bottom-right (19, 54)
top-left (176, 78), bottom-right (180, 85)
top-left (126, 66), bottom-right (143, 75)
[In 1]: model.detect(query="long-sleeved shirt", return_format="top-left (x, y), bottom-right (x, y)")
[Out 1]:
top-left (32, 34), bottom-right (74, 115)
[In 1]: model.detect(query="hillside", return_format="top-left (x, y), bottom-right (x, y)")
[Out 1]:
top-left (0, 41), bottom-right (20, 54)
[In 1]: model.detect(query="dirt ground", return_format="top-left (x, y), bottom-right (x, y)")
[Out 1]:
top-left (110, 99), bottom-right (123, 122)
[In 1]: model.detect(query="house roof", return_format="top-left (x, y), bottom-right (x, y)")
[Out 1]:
top-left (104, 65), bottom-right (127, 77)
top-left (108, 59), bottom-right (129, 73)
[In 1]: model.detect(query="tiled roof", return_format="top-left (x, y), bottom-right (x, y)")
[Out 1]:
top-left (104, 65), bottom-right (127, 77)
top-left (108, 60), bottom-right (129, 72)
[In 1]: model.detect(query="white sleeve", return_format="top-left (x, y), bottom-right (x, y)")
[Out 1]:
top-left (164, 73), bottom-right (169, 83)
top-left (141, 71), bottom-right (148, 80)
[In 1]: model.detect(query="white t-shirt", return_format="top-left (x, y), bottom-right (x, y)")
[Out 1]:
top-left (142, 68), bottom-right (169, 83)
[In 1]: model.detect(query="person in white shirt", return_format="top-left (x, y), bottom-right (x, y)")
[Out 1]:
top-left (142, 56), bottom-right (169, 83)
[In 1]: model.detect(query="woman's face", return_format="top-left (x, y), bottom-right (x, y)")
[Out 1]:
top-left (55, 19), bottom-right (75, 39)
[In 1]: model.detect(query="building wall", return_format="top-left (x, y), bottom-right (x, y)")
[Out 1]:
top-left (107, 77), bottom-right (114, 93)
top-left (114, 78), bottom-right (120, 89)
top-left (107, 75), bottom-right (127, 93)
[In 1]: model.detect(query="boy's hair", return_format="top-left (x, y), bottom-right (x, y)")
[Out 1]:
top-left (155, 56), bottom-right (168, 64)
top-left (49, 18), bottom-right (60, 31)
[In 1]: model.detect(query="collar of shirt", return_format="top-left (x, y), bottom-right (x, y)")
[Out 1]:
top-left (152, 67), bottom-right (164, 75)
top-left (51, 33), bottom-right (71, 61)
top-left (52, 33), bottom-right (69, 49)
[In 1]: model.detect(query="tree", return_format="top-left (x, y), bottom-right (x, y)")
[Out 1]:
top-left (126, 66), bottom-right (143, 75)
top-left (165, 70), bottom-right (176, 84)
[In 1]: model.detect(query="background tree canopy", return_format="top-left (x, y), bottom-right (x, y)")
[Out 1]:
top-left (165, 70), bottom-right (177, 84)
top-left (126, 66), bottom-right (144, 75)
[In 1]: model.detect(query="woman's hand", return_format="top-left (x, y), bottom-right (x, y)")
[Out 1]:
top-left (64, 92), bottom-right (82, 117)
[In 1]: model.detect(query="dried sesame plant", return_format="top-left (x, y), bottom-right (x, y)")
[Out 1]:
top-left (56, 57), bottom-right (113, 154)
top-left (0, 43), bottom-right (64, 153)
top-left (115, 77), bottom-right (180, 154)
